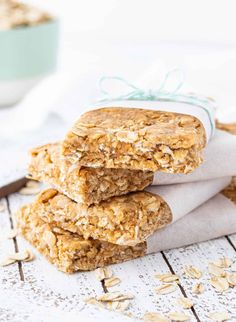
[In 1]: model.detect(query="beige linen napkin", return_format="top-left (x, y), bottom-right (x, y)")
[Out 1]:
top-left (147, 181), bottom-right (236, 252)
top-left (146, 176), bottom-right (231, 224)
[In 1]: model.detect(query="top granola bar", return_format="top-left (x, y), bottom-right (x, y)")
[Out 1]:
top-left (62, 107), bottom-right (206, 173)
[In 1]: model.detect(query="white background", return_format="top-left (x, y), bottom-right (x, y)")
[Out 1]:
top-left (21, 0), bottom-right (236, 120)
top-left (23, 0), bottom-right (236, 44)
top-left (2, 0), bottom-right (236, 126)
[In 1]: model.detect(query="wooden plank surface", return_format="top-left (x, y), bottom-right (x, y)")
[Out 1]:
top-left (228, 234), bottom-right (236, 250)
top-left (0, 191), bottom-right (236, 322)
top-left (6, 193), bottom-right (118, 322)
top-left (108, 254), bottom-right (197, 320)
top-left (164, 238), bottom-right (236, 321)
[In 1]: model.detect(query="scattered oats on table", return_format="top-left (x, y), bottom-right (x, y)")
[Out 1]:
top-left (208, 262), bottom-right (226, 277)
top-left (0, 249), bottom-right (34, 267)
top-left (96, 292), bottom-right (134, 302)
top-left (184, 265), bottom-right (202, 279)
top-left (86, 296), bottom-right (130, 313)
top-left (155, 273), bottom-right (179, 283)
top-left (95, 267), bottom-right (113, 281)
top-left (104, 277), bottom-right (121, 288)
top-left (85, 297), bottom-right (104, 308)
top-left (26, 180), bottom-right (40, 189)
top-left (107, 300), bottom-right (130, 312)
top-left (208, 311), bottom-right (231, 321)
top-left (210, 276), bottom-right (229, 293)
top-left (8, 249), bottom-right (34, 262)
top-left (19, 184), bottom-right (41, 195)
top-left (212, 257), bottom-right (232, 268)
top-left (168, 311), bottom-right (190, 321)
top-left (155, 283), bottom-right (177, 295)
top-left (0, 257), bottom-right (16, 267)
top-left (143, 312), bottom-right (168, 322)
top-left (192, 283), bottom-right (205, 294)
top-left (176, 297), bottom-right (193, 309)
top-left (226, 272), bottom-right (236, 287)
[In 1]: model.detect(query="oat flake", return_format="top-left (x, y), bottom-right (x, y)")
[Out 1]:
top-left (192, 283), bottom-right (204, 294)
top-left (208, 312), bottom-right (231, 321)
top-left (168, 312), bottom-right (190, 321)
top-left (107, 299), bottom-right (130, 312)
top-left (176, 297), bottom-right (193, 309)
top-left (95, 267), bottom-right (113, 281)
top-left (26, 180), bottom-right (40, 188)
top-left (208, 263), bottom-right (226, 277)
top-left (104, 277), bottom-right (121, 288)
top-left (0, 257), bottom-right (16, 267)
top-left (19, 186), bottom-right (40, 195)
top-left (184, 265), bottom-right (202, 279)
top-left (155, 283), bottom-right (177, 295)
top-left (210, 276), bottom-right (229, 292)
top-left (212, 258), bottom-right (232, 268)
top-left (143, 312), bottom-right (168, 322)
top-left (226, 273), bottom-right (236, 287)
top-left (97, 292), bottom-right (134, 302)
top-left (155, 273), bottom-right (179, 283)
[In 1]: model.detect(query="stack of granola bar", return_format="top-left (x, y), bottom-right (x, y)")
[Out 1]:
top-left (17, 107), bottom-right (207, 273)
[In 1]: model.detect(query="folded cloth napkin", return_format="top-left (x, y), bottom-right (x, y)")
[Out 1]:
top-left (146, 176), bottom-right (231, 224)
top-left (147, 179), bottom-right (236, 252)
top-left (153, 129), bottom-right (236, 184)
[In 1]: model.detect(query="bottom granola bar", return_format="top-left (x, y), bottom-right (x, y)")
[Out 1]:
top-left (16, 178), bottom-right (236, 273)
top-left (17, 204), bottom-right (146, 273)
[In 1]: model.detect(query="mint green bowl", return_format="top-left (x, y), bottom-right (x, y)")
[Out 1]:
top-left (0, 20), bottom-right (59, 106)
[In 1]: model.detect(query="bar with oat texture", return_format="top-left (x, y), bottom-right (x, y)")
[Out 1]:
top-left (17, 203), bottom-right (146, 273)
top-left (21, 188), bottom-right (172, 246)
top-left (62, 107), bottom-right (206, 173)
top-left (17, 178), bottom-right (236, 273)
top-left (28, 143), bottom-right (154, 205)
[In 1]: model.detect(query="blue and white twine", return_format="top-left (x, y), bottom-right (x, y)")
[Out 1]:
top-left (98, 69), bottom-right (216, 138)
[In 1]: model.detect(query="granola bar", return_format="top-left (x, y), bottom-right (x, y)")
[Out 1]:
top-left (62, 107), bottom-right (206, 173)
top-left (17, 204), bottom-right (146, 273)
top-left (28, 143), bottom-right (153, 205)
top-left (26, 188), bottom-right (172, 246)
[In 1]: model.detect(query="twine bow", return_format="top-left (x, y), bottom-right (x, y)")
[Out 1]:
top-left (98, 69), bottom-right (216, 138)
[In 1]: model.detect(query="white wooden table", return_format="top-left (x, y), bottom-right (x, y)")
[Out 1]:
top-left (1, 38), bottom-right (236, 321)
top-left (1, 191), bottom-right (236, 322)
